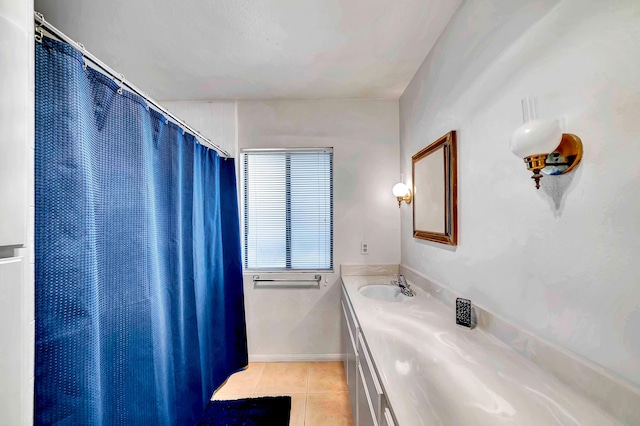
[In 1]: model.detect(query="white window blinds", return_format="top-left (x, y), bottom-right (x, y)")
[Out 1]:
top-left (242, 148), bottom-right (334, 271)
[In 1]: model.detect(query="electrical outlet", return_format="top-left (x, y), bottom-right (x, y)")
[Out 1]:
top-left (361, 242), bottom-right (369, 255)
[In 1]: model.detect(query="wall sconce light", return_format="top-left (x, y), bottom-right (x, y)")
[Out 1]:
top-left (392, 182), bottom-right (412, 207)
top-left (511, 97), bottom-right (583, 189)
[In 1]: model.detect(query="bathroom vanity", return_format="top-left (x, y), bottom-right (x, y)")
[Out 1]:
top-left (340, 267), bottom-right (631, 426)
top-left (342, 278), bottom-right (397, 426)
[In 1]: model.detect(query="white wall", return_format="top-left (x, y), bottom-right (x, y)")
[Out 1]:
top-left (160, 101), bottom-right (236, 156)
top-left (238, 100), bottom-right (400, 359)
top-left (399, 0), bottom-right (640, 388)
top-left (0, 0), bottom-right (35, 424)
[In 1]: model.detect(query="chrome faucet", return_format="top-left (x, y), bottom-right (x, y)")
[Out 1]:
top-left (393, 274), bottom-right (414, 297)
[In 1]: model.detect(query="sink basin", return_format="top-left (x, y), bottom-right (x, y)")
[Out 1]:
top-left (359, 285), bottom-right (411, 302)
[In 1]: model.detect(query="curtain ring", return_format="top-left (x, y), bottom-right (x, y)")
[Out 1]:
top-left (35, 26), bottom-right (43, 43)
top-left (34, 12), bottom-right (44, 43)
top-left (141, 92), bottom-right (150, 111)
top-left (77, 44), bottom-right (88, 71)
top-left (117, 73), bottom-right (124, 95)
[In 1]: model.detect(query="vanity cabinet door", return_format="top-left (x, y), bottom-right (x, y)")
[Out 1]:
top-left (357, 362), bottom-right (377, 426)
top-left (342, 300), bottom-right (358, 423)
top-left (342, 301), bottom-right (349, 373)
top-left (358, 332), bottom-right (384, 422)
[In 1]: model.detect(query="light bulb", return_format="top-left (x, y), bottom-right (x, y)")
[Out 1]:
top-left (392, 183), bottom-right (409, 197)
top-left (511, 118), bottom-right (562, 158)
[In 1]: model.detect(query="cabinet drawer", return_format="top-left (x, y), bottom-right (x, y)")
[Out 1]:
top-left (358, 332), bottom-right (384, 423)
top-left (341, 301), bottom-right (357, 355)
top-left (341, 283), bottom-right (359, 335)
top-left (382, 407), bottom-right (396, 426)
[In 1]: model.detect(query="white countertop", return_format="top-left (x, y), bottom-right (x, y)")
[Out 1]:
top-left (342, 274), bottom-right (621, 426)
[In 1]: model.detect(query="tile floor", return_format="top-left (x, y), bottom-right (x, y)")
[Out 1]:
top-left (212, 361), bottom-right (353, 426)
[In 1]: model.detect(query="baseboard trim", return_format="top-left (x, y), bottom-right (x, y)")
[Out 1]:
top-left (248, 353), bottom-right (343, 362)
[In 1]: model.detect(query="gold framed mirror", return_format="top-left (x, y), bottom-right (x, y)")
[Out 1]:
top-left (412, 130), bottom-right (458, 245)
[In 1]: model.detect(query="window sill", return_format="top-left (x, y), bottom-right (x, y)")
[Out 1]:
top-left (243, 270), bottom-right (334, 274)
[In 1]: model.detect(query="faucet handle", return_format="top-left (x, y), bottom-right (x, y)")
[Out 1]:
top-left (394, 275), bottom-right (414, 296)
top-left (397, 274), bottom-right (409, 288)
top-left (400, 286), bottom-right (414, 297)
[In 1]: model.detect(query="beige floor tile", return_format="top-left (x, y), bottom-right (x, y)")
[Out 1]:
top-left (252, 392), bottom-right (306, 426)
top-left (306, 392), bottom-right (353, 426)
top-left (211, 393), bottom-right (253, 401)
top-left (288, 394), bottom-right (306, 426)
top-left (216, 362), bottom-right (265, 396)
top-left (308, 361), bottom-right (348, 393)
top-left (214, 363), bottom-right (353, 426)
top-left (254, 362), bottom-right (310, 394)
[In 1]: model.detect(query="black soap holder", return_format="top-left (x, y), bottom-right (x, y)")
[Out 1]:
top-left (456, 298), bottom-right (477, 329)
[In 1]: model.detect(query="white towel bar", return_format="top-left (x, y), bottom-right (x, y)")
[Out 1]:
top-left (252, 274), bottom-right (321, 288)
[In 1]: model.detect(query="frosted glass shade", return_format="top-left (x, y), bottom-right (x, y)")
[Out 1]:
top-left (392, 182), bottom-right (410, 197)
top-left (511, 119), bottom-right (562, 158)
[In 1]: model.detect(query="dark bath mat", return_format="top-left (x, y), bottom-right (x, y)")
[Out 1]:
top-left (198, 396), bottom-right (291, 426)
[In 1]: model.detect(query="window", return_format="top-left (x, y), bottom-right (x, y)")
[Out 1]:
top-left (242, 148), bottom-right (333, 271)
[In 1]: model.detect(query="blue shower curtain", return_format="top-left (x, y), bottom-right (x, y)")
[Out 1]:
top-left (34, 38), bottom-right (248, 425)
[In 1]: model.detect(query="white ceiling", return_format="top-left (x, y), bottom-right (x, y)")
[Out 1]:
top-left (35, 0), bottom-right (460, 101)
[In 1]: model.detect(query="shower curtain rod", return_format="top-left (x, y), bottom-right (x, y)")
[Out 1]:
top-left (34, 11), bottom-right (231, 159)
